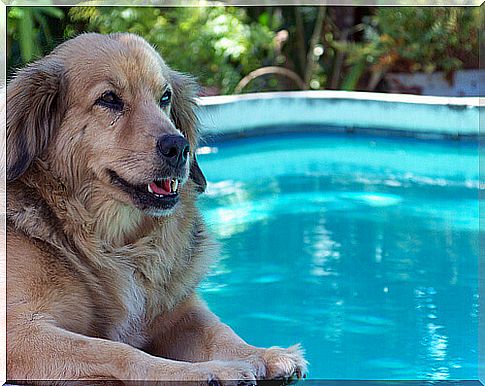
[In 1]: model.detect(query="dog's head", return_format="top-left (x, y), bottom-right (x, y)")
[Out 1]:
top-left (7, 33), bottom-right (206, 217)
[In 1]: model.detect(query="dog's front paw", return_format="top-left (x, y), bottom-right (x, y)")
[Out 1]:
top-left (194, 360), bottom-right (257, 386)
top-left (248, 344), bottom-right (308, 381)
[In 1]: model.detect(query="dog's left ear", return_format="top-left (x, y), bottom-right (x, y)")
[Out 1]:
top-left (190, 154), bottom-right (207, 194)
top-left (6, 56), bottom-right (66, 181)
top-left (169, 70), bottom-right (206, 193)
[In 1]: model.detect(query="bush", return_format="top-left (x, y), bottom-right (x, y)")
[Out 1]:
top-left (7, 6), bottom-right (481, 94)
top-left (7, 7), bottom-right (65, 74)
top-left (348, 7), bottom-right (481, 76)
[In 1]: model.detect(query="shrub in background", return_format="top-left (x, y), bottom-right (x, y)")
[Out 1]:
top-left (341, 7), bottom-right (481, 89)
top-left (7, 6), bottom-right (64, 74)
top-left (7, 6), bottom-right (482, 94)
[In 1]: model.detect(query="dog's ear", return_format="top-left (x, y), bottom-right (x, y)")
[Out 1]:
top-left (169, 70), bottom-right (206, 193)
top-left (190, 154), bottom-right (207, 194)
top-left (6, 56), bottom-right (66, 181)
top-left (169, 70), bottom-right (199, 148)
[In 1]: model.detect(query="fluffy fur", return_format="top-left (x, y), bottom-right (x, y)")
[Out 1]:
top-left (6, 33), bottom-right (307, 385)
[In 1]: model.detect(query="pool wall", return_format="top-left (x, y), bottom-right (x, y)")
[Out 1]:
top-left (195, 91), bottom-right (482, 139)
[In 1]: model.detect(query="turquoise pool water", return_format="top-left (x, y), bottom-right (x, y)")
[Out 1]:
top-left (196, 133), bottom-right (479, 380)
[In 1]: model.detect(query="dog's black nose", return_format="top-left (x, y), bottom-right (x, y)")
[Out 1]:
top-left (157, 134), bottom-right (190, 168)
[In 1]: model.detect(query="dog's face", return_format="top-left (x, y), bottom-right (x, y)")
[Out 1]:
top-left (7, 33), bottom-right (206, 217)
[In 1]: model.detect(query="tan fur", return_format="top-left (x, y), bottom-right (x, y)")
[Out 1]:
top-left (6, 33), bottom-right (307, 385)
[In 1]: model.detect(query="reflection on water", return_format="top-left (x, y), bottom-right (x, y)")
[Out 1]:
top-left (196, 133), bottom-right (479, 380)
top-left (305, 220), bottom-right (341, 278)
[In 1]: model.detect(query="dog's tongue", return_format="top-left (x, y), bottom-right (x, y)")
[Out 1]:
top-left (149, 180), bottom-right (171, 195)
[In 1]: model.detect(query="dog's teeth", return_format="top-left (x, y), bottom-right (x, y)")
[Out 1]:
top-left (148, 184), bottom-right (154, 194)
top-left (171, 179), bottom-right (179, 193)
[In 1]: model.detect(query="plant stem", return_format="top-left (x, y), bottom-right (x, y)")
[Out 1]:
top-left (304, 6), bottom-right (326, 89)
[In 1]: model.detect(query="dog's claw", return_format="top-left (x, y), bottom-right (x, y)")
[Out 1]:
top-left (237, 381), bottom-right (256, 386)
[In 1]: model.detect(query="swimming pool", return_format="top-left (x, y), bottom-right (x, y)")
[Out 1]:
top-left (196, 132), bottom-right (479, 380)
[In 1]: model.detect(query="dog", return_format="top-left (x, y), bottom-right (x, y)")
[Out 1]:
top-left (5, 32), bottom-right (307, 385)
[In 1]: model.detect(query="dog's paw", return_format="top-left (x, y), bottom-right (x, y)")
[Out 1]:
top-left (189, 360), bottom-right (257, 386)
top-left (247, 344), bottom-right (308, 381)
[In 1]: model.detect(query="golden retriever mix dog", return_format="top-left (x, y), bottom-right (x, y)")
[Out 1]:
top-left (6, 33), bottom-right (307, 385)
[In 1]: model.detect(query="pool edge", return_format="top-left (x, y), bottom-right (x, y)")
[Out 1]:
top-left (195, 91), bottom-right (482, 138)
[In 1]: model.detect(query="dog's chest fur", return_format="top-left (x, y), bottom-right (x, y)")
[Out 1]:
top-left (108, 270), bottom-right (148, 348)
top-left (102, 231), bottom-right (210, 347)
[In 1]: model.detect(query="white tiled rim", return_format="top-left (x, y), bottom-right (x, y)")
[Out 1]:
top-left (195, 91), bottom-right (483, 139)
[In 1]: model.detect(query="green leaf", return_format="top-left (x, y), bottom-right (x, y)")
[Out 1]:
top-left (19, 8), bottom-right (35, 62)
top-left (37, 7), bottom-right (64, 19)
top-left (341, 60), bottom-right (366, 91)
top-left (258, 12), bottom-right (269, 27)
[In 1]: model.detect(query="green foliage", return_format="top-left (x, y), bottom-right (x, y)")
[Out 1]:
top-left (6, 6), bottom-right (481, 94)
top-left (346, 7), bottom-right (480, 75)
top-left (68, 7), bottom-right (277, 94)
top-left (7, 6), bottom-right (64, 68)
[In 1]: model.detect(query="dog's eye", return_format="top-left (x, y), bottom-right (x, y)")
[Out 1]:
top-left (96, 91), bottom-right (124, 111)
top-left (159, 89), bottom-right (172, 108)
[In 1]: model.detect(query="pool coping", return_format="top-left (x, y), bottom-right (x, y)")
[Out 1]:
top-left (195, 90), bottom-right (482, 139)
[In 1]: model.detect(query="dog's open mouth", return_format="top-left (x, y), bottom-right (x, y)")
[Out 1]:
top-left (108, 170), bottom-right (181, 212)
top-left (147, 179), bottom-right (179, 196)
